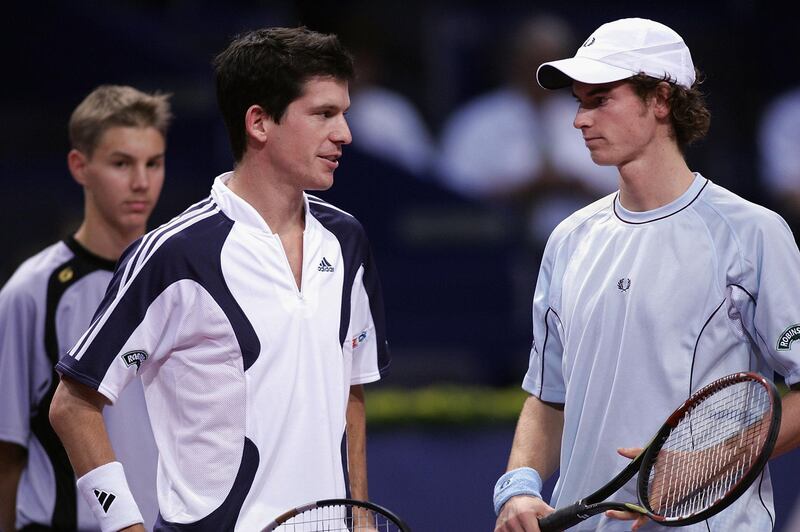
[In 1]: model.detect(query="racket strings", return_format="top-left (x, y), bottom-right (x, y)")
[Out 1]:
top-left (645, 381), bottom-right (771, 519)
top-left (275, 503), bottom-right (401, 531)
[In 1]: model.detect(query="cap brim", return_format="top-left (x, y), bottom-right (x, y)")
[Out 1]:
top-left (536, 57), bottom-right (635, 90)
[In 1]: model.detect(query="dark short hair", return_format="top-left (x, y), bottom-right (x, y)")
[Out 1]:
top-left (213, 26), bottom-right (355, 162)
top-left (628, 69), bottom-right (711, 151)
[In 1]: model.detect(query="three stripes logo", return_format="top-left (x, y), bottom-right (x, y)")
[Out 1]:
top-left (93, 489), bottom-right (116, 513)
top-left (317, 257), bottom-right (334, 272)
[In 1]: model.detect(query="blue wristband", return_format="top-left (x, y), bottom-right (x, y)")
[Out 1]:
top-left (493, 467), bottom-right (543, 515)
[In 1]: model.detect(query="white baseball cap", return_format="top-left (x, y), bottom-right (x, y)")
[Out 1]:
top-left (536, 18), bottom-right (695, 90)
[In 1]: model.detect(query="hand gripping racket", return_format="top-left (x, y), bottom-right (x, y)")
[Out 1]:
top-left (538, 372), bottom-right (781, 531)
top-left (262, 498), bottom-right (410, 531)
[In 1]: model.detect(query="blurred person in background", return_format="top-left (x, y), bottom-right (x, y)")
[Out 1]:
top-left (758, 86), bottom-right (800, 239)
top-left (437, 14), bottom-right (619, 355)
top-left (339, 9), bottom-right (436, 177)
top-left (436, 13), bottom-right (618, 250)
top-left (0, 85), bottom-right (169, 531)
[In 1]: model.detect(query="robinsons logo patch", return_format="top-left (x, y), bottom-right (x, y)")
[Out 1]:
top-left (777, 324), bottom-right (800, 351)
top-left (122, 350), bottom-right (148, 371)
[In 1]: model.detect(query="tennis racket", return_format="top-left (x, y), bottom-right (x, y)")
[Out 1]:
top-left (262, 498), bottom-right (410, 531)
top-left (538, 372), bottom-right (781, 531)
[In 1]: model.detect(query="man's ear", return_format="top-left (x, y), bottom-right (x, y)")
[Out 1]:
top-left (652, 82), bottom-right (672, 120)
top-left (67, 149), bottom-right (89, 186)
top-left (244, 104), bottom-right (274, 144)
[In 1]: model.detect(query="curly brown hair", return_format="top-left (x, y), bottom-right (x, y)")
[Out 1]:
top-left (628, 69), bottom-right (710, 152)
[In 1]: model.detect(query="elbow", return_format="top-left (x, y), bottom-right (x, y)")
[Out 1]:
top-left (49, 381), bottom-right (72, 437)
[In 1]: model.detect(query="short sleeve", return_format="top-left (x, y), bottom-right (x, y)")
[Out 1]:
top-left (56, 244), bottom-right (180, 403)
top-left (742, 213), bottom-right (800, 386)
top-left (0, 278), bottom-right (39, 445)
top-left (345, 248), bottom-right (389, 385)
top-left (522, 238), bottom-right (566, 402)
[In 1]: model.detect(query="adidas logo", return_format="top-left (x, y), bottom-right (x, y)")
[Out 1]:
top-left (93, 489), bottom-right (116, 513)
top-left (317, 257), bottom-right (334, 272)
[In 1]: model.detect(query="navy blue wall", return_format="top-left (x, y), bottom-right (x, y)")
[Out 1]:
top-left (369, 427), bottom-right (800, 531)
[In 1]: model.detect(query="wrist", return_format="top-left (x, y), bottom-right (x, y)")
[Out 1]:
top-left (493, 466), bottom-right (543, 515)
top-left (77, 461), bottom-right (143, 532)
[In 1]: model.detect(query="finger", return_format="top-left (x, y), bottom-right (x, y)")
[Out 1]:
top-left (616, 446), bottom-right (644, 459)
top-left (631, 515), bottom-right (650, 531)
top-left (605, 509), bottom-right (643, 521)
top-left (494, 516), bottom-right (525, 532)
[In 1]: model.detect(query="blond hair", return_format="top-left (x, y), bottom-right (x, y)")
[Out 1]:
top-left (68, 85), bottom-right (172, 156)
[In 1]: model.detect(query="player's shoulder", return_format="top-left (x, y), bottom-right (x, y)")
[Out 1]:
top-left (0, 241), bottom-right (72, 302)
top-left (548, 192), bottom-right (616, 247)
top-left (698, 180), bottom-right (788, 234)
top-left (306, 194), bottom-right (368, 240)
top-left (141, 197), bottom-right (228, 255)
top-left (115, 197), bottom-right (230, 283)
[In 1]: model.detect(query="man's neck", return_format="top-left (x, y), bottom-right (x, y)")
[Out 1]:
top-left (73, 218), bottom-right (143, 262)
top-left (617, 144), bottom-right (695, 212)
top-left (227, 161), bottom-right (306, 235)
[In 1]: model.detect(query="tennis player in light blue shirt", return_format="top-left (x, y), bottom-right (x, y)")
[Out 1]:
top-left (494, 17), bottom-right (800, 532)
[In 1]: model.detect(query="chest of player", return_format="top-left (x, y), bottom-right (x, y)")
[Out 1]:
top-left (559, 218), bottom-right (724, 347)
top-left (220, 224), bottom-right (347, 341)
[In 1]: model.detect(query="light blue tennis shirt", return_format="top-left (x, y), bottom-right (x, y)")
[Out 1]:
top-left (524, 174), bottom-right (800, 531)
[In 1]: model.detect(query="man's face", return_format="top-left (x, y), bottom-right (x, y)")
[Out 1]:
top-left (571, 80), bottom-right (658, 168)
top-left (266, 76), bottom-right (352, 191)
top-left (72, 126), bottom-right (165, 235)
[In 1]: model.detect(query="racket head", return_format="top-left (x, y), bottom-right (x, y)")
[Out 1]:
top-left (263, 498), bottom-right (410, 531)
top-left (636, 372), bottom-right (781, 526)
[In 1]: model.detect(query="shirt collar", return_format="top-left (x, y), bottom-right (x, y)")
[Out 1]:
top-left (613, 173), bottom-right (709, 225)
top-left (210, 171), bottom-right (311, 234)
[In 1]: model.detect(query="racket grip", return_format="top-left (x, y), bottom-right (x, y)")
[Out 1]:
top-left (538, 503), bottom-right (590, 532)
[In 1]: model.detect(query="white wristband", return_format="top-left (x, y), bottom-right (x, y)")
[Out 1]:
top-left (493, 467), bottom-right (543, 515)
top-left (77, 461), bottom-right (143, 532)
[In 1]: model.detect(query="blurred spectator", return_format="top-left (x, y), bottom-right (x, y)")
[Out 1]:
top-left (758, 86), bottom-right (800, 235)
top-left (339, 12), bottom-right (436, 177)
top-left (436, 14), bottom-right (618, 247)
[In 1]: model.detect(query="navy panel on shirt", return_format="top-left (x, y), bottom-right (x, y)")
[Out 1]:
top-left (153, 437), bottom-right (259, 531)
top-left (56, 210), bottom-right (261, 387)
top-left (309, 200), bottom-right (390, 373)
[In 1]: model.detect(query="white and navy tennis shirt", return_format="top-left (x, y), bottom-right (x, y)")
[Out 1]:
top-left (57, 172), bottom-right (390, 530)
top-left (524, 174), bottom-right (800, 531)
top-left (0, 237), bottom-right (159, 530)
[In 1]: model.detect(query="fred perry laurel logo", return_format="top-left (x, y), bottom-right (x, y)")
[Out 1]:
top-left (318, 257), bottom-right (334, 272)
top-left (777, 324), bottom-right (800, 350)
top-left (122, 350), bottom-right (148, 371)
top-left (93, 489), bottom-right (116, 513)
top-left (617, 278), bottom-right (631, 292)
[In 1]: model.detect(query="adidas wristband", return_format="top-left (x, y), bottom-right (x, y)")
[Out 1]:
top-left (493, 467), bottom-right (543, 515)
top-left (77, 461), bottom-right (143, 532)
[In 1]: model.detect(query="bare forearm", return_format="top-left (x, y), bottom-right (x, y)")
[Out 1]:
top-left (773, 390), bottom-right (800, 458)
top-left (0, 441), bottom-right (26, 532)
top-left (346, 385), bottom-right (369, 500)
top-left (49, 377), bottom-right (116, 476)
top-left (506, 396), bottom-right (564, 479)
